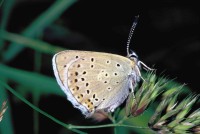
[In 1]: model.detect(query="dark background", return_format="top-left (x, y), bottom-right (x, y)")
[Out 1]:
top-left (1, 0), bottom-right (200, 134)
top-left (9, 1), bottom-right (200, 90)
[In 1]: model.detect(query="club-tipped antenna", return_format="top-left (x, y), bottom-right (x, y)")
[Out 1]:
top-left (127, 15), bottom-right (139, 56)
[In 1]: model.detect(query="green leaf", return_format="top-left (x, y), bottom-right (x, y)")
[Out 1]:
top-left (0, 64), bottom-right (63, 96)
top-left (2, 0), bottom-right (77, 62)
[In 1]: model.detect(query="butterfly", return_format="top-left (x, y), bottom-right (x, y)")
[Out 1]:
top-left (52, 16), bottom-right (151, 117)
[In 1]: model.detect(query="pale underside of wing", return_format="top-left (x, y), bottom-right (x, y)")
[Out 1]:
top-left (53, 50), bottom-right (136, 117)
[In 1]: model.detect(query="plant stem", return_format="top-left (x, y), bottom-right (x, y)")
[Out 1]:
top-left (70, 123), bottom-right (149, 129)
top-left (0, 81), bottom-right (86, 134)
top-left (1, 81), bottom-right (150, 133)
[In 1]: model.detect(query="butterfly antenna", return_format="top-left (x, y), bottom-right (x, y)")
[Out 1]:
top-left (127, 15), bottom-right (139, 56)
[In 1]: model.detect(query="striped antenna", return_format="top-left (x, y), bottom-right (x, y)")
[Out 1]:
top-left (127, 15), bottom-right (139, 56)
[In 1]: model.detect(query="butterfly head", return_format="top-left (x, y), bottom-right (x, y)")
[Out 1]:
top-left (128, 50), bottom-right (138, 59)
top-left (127, 50), bottom-right (141, 68)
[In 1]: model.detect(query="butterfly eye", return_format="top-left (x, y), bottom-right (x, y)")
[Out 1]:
top-left (129, 50), bottom-right (138, 59)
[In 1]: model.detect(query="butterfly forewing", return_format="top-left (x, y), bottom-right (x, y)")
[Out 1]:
top-left (53, 50), bottom-right (136, 117)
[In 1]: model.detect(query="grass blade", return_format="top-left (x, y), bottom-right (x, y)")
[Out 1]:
top-left (2, 0), bottom-right (77, 62)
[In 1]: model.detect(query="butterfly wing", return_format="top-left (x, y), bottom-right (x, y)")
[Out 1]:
top-left (52, 50), bottom-right (137, 117)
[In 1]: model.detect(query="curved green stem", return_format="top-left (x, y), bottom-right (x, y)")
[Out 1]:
top-left (70, 123), bottom-right (149, 129)
top-left (0, 81), bottom-right (86, 134)
top-left (0, 81), bottom-right (150, 133)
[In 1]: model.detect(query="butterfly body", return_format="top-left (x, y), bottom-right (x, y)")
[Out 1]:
top-left (52, 50), bottom-right (141, 117)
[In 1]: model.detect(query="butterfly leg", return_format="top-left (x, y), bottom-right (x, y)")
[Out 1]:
top-left (138, 60), bottom-right (154, 71)
top-left (135, 65), bottom-right (146, 82)
top-left (125, 79), bottom-right (138, 116)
